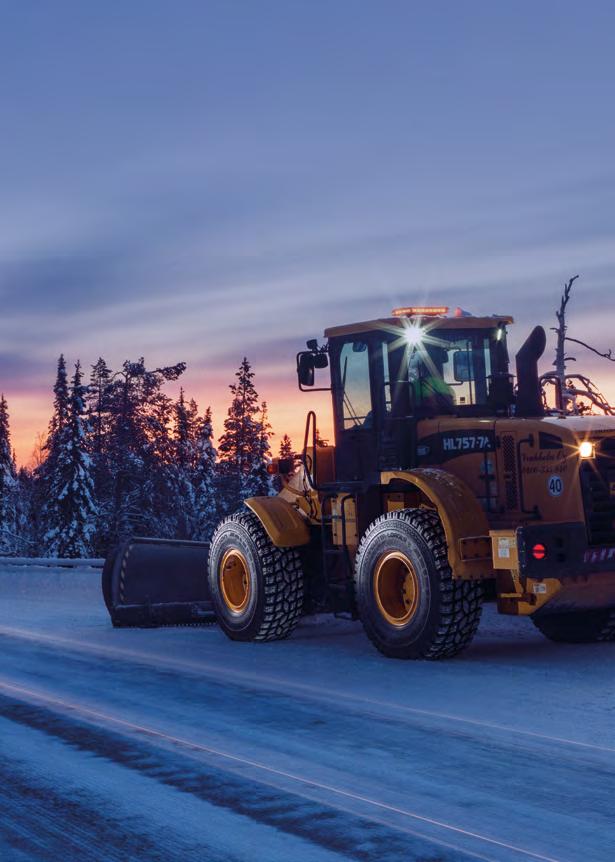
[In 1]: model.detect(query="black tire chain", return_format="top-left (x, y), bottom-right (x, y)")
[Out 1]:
top-left (355, 507), bottom-right (484, 659)
top-left (534, 606), bottom-right (615, 643)
top-left (597, 610), bottom-right (615, 641)
top-left (210, 510), bottom-right (304, 641)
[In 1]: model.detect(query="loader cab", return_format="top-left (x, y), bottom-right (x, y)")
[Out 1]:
top-left (304, 309), bottom-right (515, 483)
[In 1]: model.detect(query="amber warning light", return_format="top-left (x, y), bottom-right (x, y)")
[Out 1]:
top-left (392, 306), bottom-right (449, 317)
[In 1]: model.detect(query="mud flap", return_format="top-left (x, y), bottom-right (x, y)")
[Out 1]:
top-left (102, 537), bottom-right (215, 627)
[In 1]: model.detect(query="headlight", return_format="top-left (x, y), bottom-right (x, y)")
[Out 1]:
top-left (579, 441), bottom-right (595, 459)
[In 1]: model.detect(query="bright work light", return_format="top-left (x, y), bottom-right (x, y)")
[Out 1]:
top-left (579, 441), bottom-right (594, 459)
top-left (404, 325), bottom-right (424, 346)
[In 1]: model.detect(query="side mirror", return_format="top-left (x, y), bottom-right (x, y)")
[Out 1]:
top-left (298, 352), bottom-right (316, 387)
top-left (297, 348), bottom-right (330, 391)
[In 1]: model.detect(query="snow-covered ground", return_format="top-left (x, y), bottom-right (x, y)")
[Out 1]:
top-left (0, 564), bottom-right (613, 862)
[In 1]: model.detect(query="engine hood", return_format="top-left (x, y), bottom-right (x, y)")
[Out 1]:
top-left (538, 414), bottom-right (615, 443)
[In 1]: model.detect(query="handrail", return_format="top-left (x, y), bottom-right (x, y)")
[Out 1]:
top-left (302, 410), bottom-right (318, 490)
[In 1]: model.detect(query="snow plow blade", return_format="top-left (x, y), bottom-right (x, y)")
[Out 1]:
top-left (102, 537), bottom-right (215, 627)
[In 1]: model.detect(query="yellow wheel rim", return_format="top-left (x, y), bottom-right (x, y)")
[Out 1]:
top-left (219, 549), bottom-right (251, 613)
top-left (373, 551), bottom-right (420, 626)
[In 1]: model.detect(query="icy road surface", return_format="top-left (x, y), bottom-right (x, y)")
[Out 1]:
top-left (0, 565), bottom-right (613, 862)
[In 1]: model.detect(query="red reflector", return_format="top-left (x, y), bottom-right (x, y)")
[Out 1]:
top-left (266, 463), bottom-right (278, 475)
top-left (532, 543), bottom-right (547, 561)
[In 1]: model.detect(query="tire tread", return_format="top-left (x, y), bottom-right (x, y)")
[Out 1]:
top-left (209, 510), bottom-right (304, 641)
top-left (355, 508), bottom-right (483, 659)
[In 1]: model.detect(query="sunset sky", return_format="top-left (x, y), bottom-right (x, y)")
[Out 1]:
top-left (2, 1), bottom-right (615, 466)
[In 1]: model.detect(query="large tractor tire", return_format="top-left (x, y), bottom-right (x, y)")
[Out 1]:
top-left (354, 508), bottom-right (483, 660)
top-left (532, 607), bottom-right (615, 643)
top-left (208, 510), bottom-right (304, 642)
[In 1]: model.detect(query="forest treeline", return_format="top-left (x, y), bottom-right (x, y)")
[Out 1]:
top-left (0, 356), bottom-right (296, 557)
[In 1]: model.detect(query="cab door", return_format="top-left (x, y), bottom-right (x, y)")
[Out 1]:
top-left (331, 337), bottom-right (379, 482)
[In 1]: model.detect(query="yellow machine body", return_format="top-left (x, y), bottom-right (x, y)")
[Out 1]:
top-left (248, 310), bottom-right (615, 620)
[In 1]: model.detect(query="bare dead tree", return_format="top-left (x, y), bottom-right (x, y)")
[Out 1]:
top-left (542, 275), bottom-right (615, 415)
top-left (552, 275), bottom-right (578, 411)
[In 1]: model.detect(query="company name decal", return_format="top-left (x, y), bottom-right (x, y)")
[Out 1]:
top-left (521, 449), bottom-right (568, 476)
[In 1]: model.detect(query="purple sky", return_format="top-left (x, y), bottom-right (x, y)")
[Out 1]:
top-left (1, 1), bottom-right (615, 463)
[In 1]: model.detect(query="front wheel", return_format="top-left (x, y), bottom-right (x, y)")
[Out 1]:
top-left (208, 510), bottom-right (304, 642)
top-left (354, 508), bottom-right (483, 659)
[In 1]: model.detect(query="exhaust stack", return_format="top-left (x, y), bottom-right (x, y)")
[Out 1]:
top-left (515, 325), bottom-right (546, 417)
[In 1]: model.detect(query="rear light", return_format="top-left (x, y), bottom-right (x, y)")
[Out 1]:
top-left (532, 543), bottom-right (547, 561)
top-left (266, 463), bottom-right (278, 475)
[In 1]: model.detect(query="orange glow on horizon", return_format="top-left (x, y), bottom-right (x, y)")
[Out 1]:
top-left (7, 376), bottom-right (335, 469)
top-left (8, 372), bottom-right (615, 470)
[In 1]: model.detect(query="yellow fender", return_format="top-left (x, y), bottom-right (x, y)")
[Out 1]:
top-left (244, 496), bottom-right (311, 547)
top-left (381, 468), bottom-right (492, 580)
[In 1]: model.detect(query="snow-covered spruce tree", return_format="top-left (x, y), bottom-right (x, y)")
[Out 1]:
top-left (42, 362), bottom-right (98, 558)
top-left (0, 395), bottom-right (18, 554)
top-left (192, 406), bottom-right (218, 541)
top-left (34, 356), bottom-right (72, 552)
top-left (279, 433), bottom-right (295, 462)
top-left (49, 354), bottom-right (70, 439)
top-left (86, 358), bottom-right (113, 554)
top-left (272, 432), bottom-right (297, 491)
top-left (279, 433), bottom-right (298, 476)
top-left (105, 359), bottom-right (185, 543)
top-left (218, 358), bottom-right (272, 510)
top-left (15, 466), bottom-right (36, 553)
top-left (171, 388), bottom-right (198, 538)
top-left (242, 400), bottom-right (275, 498)
top-left (146, 382), bottom-right (178, 538)
top-left (218, 358), bottom-right (260, 473)
top-left (88, 358), bottom-right (112, 456)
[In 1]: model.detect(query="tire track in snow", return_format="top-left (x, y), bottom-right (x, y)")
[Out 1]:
top-left (0, 753), bottom-right (173, 862)
top-left (0, 623), bottom-right (613, 758)
top-left (0, 678), bottom-right (564, 862)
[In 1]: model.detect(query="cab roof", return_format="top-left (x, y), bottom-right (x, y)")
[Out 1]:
top-left (324, 314), bottom-right (514, 339)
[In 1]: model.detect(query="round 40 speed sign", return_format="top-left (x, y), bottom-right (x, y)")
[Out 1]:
top-left (547, 475), bottom-right (564, 497)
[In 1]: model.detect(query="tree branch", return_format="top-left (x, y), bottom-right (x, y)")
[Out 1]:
top-left (564, 337), bottom-right (615, 362)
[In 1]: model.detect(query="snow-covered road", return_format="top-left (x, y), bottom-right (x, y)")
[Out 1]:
top-left (0, 564), bottom-right (613, 862)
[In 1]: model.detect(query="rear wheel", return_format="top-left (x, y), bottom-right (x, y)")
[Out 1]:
top-left (532, 608), bottom-right (615, 643)
top-left (208, 510), bottom-right (304, 641)
top-left (354, 508), bottom-right (483, 659)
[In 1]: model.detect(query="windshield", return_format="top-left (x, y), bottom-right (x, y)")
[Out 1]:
top-left (383, 328), bottom-right (502, 415)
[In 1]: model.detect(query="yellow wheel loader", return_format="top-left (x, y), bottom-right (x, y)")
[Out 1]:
top-left (103, 306), bottom-right (615, 658)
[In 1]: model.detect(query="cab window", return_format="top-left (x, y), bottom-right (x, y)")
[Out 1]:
top-left (339, 340), bottom-right (373, 429)
top-left (409, 334), bottom-right (492, 411)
